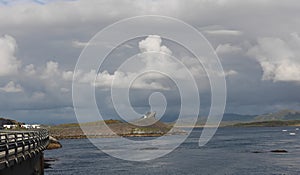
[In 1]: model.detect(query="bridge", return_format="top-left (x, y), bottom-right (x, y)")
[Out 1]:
top-left (0, 129), bottom-right (49, 175)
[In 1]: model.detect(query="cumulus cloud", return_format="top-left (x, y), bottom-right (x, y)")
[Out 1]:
top-left (1, 0), bottom-right (300, 122)
top-left (24, 64), bottom-right (36, 76)
top-left (225, 70), bottom-right (237, 76)
top-left (0, 35), bottom-right (21, 76)
top-left (0, 81), bottom-right (23, 93)
top-left (248, 33), bottom-right (300, 82)
top-left (71, 40), bottom-right (89, 49)
top-left (76, 69), bottom-right (168, 90)
top-left (31, 91), bottom-right (45, 100)
top-left (73, 35), bottom-right (176, 90)
top-left (138, 35), bottom-right (172, 55)
top-left (216, 43), bottom-right (242, 54)
top-left (60, 87), bottom-right (70, 92)
top-left (71, 35), bottom-right (233, 91)
top-left (40, 61), bottom-right (60, 79)
top-left (73, 35), bottom-right (207, 90)
top-left (204, 29), bottom-right (243, 36)
top-left (62, 70), bottom-right (74, 81)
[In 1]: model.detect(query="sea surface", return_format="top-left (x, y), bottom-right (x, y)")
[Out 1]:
top-left (44, 127), bottom-right (300, 175)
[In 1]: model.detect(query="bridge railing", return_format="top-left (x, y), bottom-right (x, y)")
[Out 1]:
top-left (0, 129), bottom-right (49, 169)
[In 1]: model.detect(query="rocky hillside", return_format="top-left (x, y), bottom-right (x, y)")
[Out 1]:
top-left (0, 117), bottom-right (24, 127)
top-left (49, 115), bottom-right (185, 139)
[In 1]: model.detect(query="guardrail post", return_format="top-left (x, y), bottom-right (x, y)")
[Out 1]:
top-left (21, 133), bottom-right (25, 160)
top-left (14, 133), bottom-right (18, 163)
top-left (4, 134), bottom-right (9, 167)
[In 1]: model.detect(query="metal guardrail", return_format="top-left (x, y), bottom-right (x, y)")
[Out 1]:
top-left (0, 129), bottom-right (49, 169)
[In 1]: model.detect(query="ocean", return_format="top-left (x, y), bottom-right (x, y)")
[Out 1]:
top-left (44, 127), bottom-right (300, 175)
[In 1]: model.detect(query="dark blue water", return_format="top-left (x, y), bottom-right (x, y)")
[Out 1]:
top-left (44, 127), bottom-right (300, 175)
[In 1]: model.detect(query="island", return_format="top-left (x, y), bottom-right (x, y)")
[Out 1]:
top-left (48, 112), bottom-right (186, 139)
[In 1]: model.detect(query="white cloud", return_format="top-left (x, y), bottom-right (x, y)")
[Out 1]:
top-left (24, 64), bottom-right (36, 75)
top-left (60, 87), bottom-right (70, 92)
top-left (31, 91), bottom-right (45, 100)
top-left (248, 33), bottom-right (300, 82)
top-left (94, 70), bottom-right (168, 90)
top-left (0, 35), bottom-right (21, 76)
top-left (225, 70), bottom-right (238, 76)
top-left (204, 29), bottom-right (243, 36)
top-left (62, 71), bottom-right (74, 81)
top-left (1, 0), bottom-right (299, 120)
top-left (216, 43), bottom-right (242, 54)
top-left (0, 81), bottom-right (23, 93)
top-left (73, 35), bottom-right (207, 90)
top-left (138, 35), bottom-right (172, 55)
top-left (75, 69), bottom-right (167, 90)
top-left (71, 40), bottom-right (89, 48)
top-left (41, 61), bottom-right (60, 79)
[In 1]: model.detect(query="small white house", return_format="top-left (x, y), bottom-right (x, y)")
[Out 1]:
top-left (21, 124), bottom-right (41, 129)
top-left (21, 124), bottom-right (32, 129)
top-left (3, 125), bottom-right (17, 129)
top-left (31, 124), bottom-right (41, 129)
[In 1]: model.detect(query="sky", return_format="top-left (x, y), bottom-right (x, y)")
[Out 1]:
top-left (0, 0), bottom-right (300, 124)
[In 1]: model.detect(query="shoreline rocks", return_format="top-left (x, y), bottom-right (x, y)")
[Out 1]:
top-left (49, 119), bottom-right (187, 140)
top-left (46, 136), bottom-right (62, 150)
top-left (270, 149), bottom-right (288, 153)
top-left (251, 149), bottom-right (289, 154)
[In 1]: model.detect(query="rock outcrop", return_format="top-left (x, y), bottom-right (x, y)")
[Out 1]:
top-left (270, 149), bottom-right (288, 153)
top-left (0, 117), bottom-right (24, 128)
top-left (46, 136), bottom-right (62, 150)
top-left (49, 113), bottom-right (186, 139)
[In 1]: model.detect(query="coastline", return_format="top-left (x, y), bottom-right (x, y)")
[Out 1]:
top-left (51, 129), bottom-right (187, 140)
top-left (49, 120), bottom-right (187, 140)
top-left (48, 120), bottom-right (300, 140)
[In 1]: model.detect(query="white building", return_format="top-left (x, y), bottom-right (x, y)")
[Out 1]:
top-left (31, 124), bottom-right (41, 129)
top-left (21, 124), bottom-right (41, 129)
top-left (3, 125), bottom-right (17, 129)
top-left (21, 124), bottom-right (32, 129)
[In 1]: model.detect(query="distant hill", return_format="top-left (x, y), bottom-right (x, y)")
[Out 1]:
top-left (196, 110), bottom-right (300, 127)
top-left (222, 113), bottom-right (256, 122)
top-left (233, 120), bottom-right (300, 127)
top-left (196, 113), bottom-right (256, 126)
top-left (255, 110), bottom-right (300, 121)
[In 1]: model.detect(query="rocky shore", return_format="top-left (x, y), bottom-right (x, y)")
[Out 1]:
top-left (46, 136), bottom-right (62, 150)
top-left (49, 118), bottom-right (186, 139)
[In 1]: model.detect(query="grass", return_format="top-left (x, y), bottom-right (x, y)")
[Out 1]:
top-left (233, 120), bottom-right (300, 127)
top-left (51, 119), bottom-right (122, 128)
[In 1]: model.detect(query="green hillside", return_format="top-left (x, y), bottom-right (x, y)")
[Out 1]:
top-left (233, 120), bottom-right (300, 127)
top-left (255, 109), bottom-right (300, 121)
